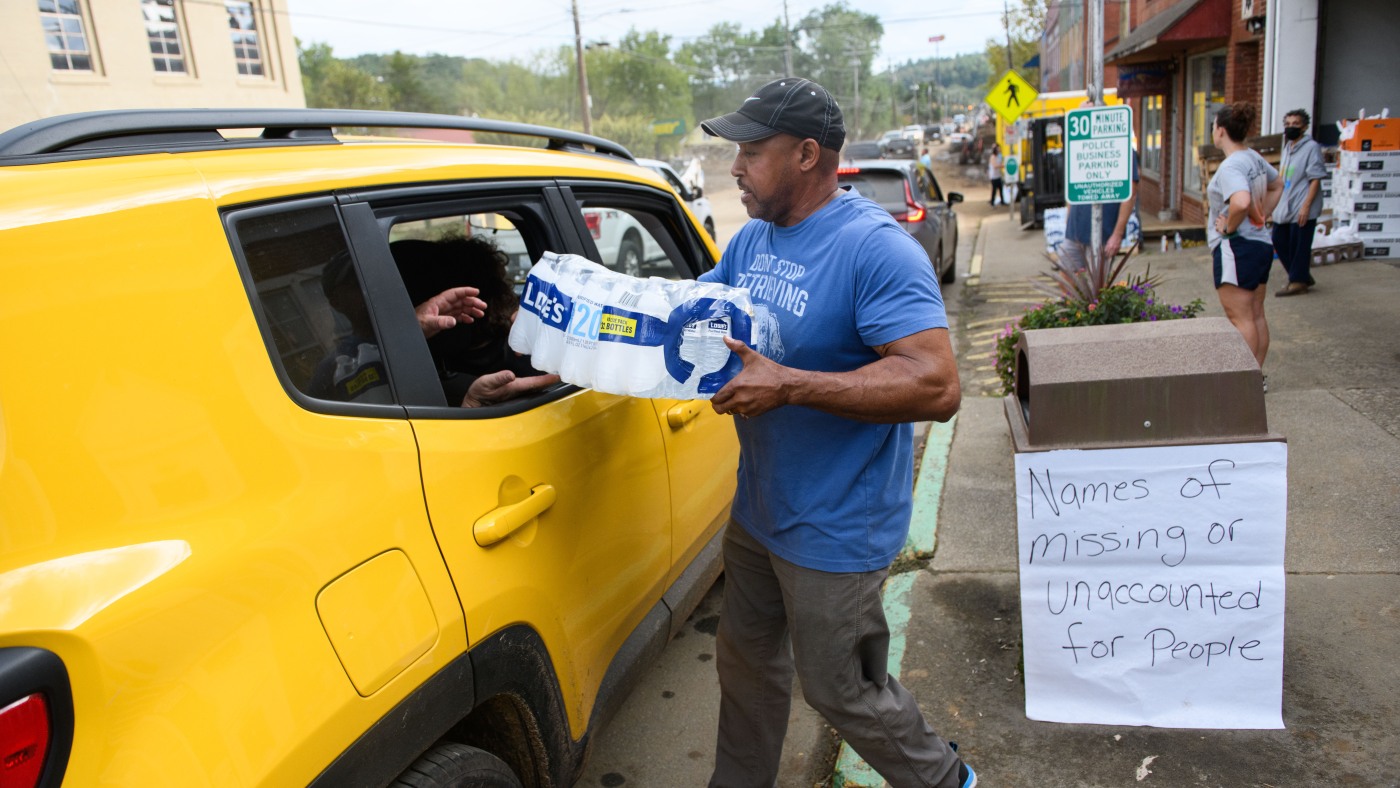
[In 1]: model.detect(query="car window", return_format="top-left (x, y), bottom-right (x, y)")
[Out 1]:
top-left (649, 165), bottom-right (689, 199)
top-left (836, 169), bottom-right (908, 213)
top-left (365, 195), bottom-right (565, 414)
top-left (569, 194), bottom-right (693, 281)
top-left (233, 201), bottom-right (397, 406)
top-left (916, 168), bottom-right (945, 203)
top-left (392, 211), bottom-right (533, 291)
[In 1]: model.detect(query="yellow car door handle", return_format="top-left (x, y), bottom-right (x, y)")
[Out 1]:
top-left (473, 485), bottom-right (556, 546)
top-left (666, 401), bottom-right (706, 429)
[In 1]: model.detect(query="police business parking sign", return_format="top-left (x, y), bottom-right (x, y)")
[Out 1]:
top-left (1065, 105), bottom-right (1133, 205)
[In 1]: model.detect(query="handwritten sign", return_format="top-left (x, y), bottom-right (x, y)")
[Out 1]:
top-left (1014, 442), bottom-right (1287, 729)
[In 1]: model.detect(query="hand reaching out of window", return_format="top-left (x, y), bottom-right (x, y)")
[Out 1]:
top-left (416, 286), bottom-right (487, 338)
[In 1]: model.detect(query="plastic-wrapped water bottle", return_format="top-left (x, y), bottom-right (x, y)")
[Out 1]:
top-left (508, 253), bottom-right (753, 399)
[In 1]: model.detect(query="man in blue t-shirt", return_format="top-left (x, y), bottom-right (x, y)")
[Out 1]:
top-left (699, 78), bottom-right (973, 788)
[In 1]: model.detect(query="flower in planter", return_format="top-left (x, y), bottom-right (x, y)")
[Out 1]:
top-left (992, 273), bottom-right (1204, 396)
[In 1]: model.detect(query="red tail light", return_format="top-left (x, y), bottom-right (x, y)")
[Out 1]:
top-left (837, 166), bottom-right (862, 175)
top-left (0, 693), bottom-right (49, 787)
top-left (583, 211), bottom-right (601, 239)
top-left (900, 179), bottom-right (926, 223)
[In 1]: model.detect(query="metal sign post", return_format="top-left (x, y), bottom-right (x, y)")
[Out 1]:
top-left (1088, 0), bottom-right (1104, 273)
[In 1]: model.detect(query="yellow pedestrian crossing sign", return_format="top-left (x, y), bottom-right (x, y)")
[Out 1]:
top-left (985, 70), bottom-right (1039, 124)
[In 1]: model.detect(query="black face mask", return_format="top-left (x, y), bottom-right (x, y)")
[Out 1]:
top-left (1283, 126), bottom-right (1304, 141)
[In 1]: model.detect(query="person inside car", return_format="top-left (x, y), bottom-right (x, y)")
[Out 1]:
top-left (312, 248), bottom-right (557, 407)
top-left (391, 236), bottom-right (558, 407)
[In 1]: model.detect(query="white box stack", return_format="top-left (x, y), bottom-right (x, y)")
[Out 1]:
top-left (1333, 150), bottom-right (1400, 258)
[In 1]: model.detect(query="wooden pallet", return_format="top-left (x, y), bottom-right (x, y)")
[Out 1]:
top-left (1311, 241), bottom-right (1365, 266)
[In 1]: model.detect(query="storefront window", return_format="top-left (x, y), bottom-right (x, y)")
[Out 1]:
top-left (1142, 95), bottom-right (1163, 174)
top-left (1184, 51), bottom-right (1226, 193)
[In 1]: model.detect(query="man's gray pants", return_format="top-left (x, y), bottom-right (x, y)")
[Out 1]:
top-left (708, 523), bottom-right (964, 788)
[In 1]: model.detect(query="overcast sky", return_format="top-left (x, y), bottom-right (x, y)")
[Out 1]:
top-left (285, 0), bottom-right (1011, 70)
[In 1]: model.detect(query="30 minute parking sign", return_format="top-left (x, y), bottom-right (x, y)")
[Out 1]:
top-left (1065, 105), bottom-right (1133, 204)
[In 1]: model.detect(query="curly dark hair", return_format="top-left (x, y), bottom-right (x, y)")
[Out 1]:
top-left (1214, 102), bottom-right (1257, 143)
top-left (391, 236), bottom-right (518, 335)
top-left (1284, 108), bottom-right (1311, 128)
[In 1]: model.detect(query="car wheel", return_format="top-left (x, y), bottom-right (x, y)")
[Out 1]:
top-left (704, 218), bottom-right (716, 239)
top-left (617, 233), bottom-right (644, 277)
top-left (391, 742), bottom-right (522, 788)
top-left (938, 243), bottom-right (956, 285)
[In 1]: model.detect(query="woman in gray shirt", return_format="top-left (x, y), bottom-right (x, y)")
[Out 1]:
top-left (1206, 102), bottom-right (1282, 376)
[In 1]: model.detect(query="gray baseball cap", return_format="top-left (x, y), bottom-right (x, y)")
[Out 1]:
top-left (701, 78), bottom-right (846, 152)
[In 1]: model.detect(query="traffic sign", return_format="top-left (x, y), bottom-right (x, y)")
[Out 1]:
top-left (1064, 105), bottom-right (1134, 204)
top-left (651, 118), bottom-right (686, 137)
top-left (985, 70), bottom-right (1038, 124)
top-left (1004, 155), bottom-right (1020, 180)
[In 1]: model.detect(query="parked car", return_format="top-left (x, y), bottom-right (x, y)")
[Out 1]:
top-left (901, 124), bottom-right (925, 146)
top-left (843, 139), bottom-right (886, 160)
top-left (883, 136), bottom-right (917, 159)
top-left (637, 157), bottom-right (716, 240)
top-left (837, 158), bottom-right (963, 284)
top-left (924, 125), bottom-right (943, 143)
top-left (0, 109), bottom-right (734, 788)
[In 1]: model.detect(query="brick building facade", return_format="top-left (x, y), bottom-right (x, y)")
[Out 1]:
top-left (1046, 0), bottom-right (1399, 224)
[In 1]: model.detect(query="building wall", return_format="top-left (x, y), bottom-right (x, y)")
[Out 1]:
top-left (1262, 0), bottom-right (1318, 135)
top-left (1225, 0), bottom-right (1267, 136)
top-left (1, 0), bottom-right (304, 130)
top-left (1039, 0), bottom-right (1118, 94)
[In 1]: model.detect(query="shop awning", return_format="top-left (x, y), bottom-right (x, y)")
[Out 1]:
top-left (1105, 0), bottom-right (1230, 63)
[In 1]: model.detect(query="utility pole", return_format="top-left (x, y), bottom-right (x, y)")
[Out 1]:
top-left (890, 60), bottom-right (898, 128)
top-left (847, 43), bottom-right (863, 141)
top-left (782, 0), bottom-right (793, 77)
top-left (1003, 0), bottom-right (1015, 74)
top-left (929, 35), bottom-right (945, 123)
top-left (572, 0), bottom-right (592, 135)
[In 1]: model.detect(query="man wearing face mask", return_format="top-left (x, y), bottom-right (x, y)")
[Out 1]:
top-left (1271, 109), bottom-right (1327, 297)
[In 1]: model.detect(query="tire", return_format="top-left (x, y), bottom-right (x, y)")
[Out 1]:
top-left (704, 218), bottom-right (716, 239)
top-left (617, 233), bottom-right (644, 277)
top-left (391, 742), bottom-right (522, 788)
top-left (938, 243), bottom-right (956, 285)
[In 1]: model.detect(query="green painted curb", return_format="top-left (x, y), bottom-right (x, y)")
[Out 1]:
top-left (833, 416), bottom-right (957, 786)
top-left (906, 416), bottom-right (957, 559)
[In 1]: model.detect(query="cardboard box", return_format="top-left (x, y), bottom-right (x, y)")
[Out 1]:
top-left (1333, 195), bottom-right (1400, 214)
top-left (1341, 119), bottom-right (1400, 152)
top-left (1339, 173), bottom-right (1400, 196)
top-left (1338, 149), bottom-right (1400, 174)
top-left (1362, 242), bottom-right (1397, 259)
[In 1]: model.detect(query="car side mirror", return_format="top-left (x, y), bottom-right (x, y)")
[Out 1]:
top-left (948, 192), bottom-right (964, 204)
top-left (690, 185), bottom-right (703, 199)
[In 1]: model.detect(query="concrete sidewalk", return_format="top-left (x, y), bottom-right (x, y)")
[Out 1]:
top-left (888, 215), bottom-right (1400, 786)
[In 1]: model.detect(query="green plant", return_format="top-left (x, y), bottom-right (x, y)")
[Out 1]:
top-left (993, 273), bottom-right (1205, 395)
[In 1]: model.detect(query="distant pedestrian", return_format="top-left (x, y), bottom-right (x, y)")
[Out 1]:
top-left (921, 146), bottom-right (933, 170)
top-left (698, 76), bottom-right (975, 788)
top-left (1206, 102), bottom-right (1283, 377)
top-left (988, 147), bottom-right (1005, 205)
top-left (1271, 109), bottom-right (1326, 296)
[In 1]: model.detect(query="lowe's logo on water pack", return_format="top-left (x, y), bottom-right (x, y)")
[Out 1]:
top-left (522, 276), bottom-right (572, 329)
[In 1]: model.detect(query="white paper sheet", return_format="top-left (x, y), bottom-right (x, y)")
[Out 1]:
top-left (1014, 442), bottom-right (1288, 729)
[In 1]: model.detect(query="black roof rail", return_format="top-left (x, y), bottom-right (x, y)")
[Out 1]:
top-left (0, 108), bottom-right (635, 164)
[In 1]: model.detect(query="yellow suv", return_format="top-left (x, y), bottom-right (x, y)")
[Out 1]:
top-left (0, 109), bottom-right (735, 787)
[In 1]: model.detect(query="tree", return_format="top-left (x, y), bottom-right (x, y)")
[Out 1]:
top-left (298, 40), bottom-right (387, 110)
top-left (983, 0), bottom-right (1045, 94)
top-left (791, 3), bottom-right (883, 139)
